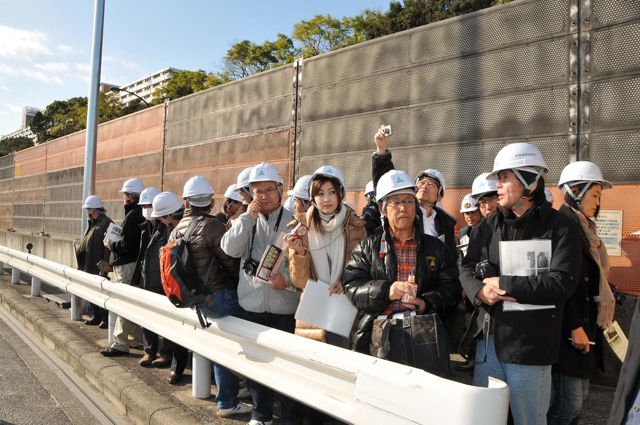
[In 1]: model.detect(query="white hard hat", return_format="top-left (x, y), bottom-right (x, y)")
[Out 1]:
top-left (287, 175), bottom-right (312, 200)
top-left (365, 180), bottom-right (375, 196)
top-left (309, 165), bottom-right (345, 198)
top-left (249, 162), bottom-right (283, 185)
top-left (283, 196), bottom-right (295, 213)
top-left (183, 176), bottom-right (214, 198)
top-left (376, 170), bottom-right (417, 202)
top-left (236, 166), bottom-right (254, 190)
top-left (82, 195), bottom-right (103, 209)
top-left (544, 188), bottom-right (554, 203)
top-left (151, 192), bottom-right (183, 218)
top-left (120, 178), bottom-right (145, 195)
top-left (415, 169), bottom-right (446, 196)
top-left (139, 187), bottom-right (160, 206)
top-left (488, 143), bottom-right (548, 191)
top-left (460, 193), bottom-right (479, 213)
top-left (224, 184), bottom-right (243, 202)
top-left (558, 161), bottom-right (612, 202)
top-left (471, 172), bottom-right (498, 199)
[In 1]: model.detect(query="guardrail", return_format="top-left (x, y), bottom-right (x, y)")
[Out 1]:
top-left (0, 245), bottom-right (509, 424)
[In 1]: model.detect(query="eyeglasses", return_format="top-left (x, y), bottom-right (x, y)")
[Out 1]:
top-left (387, 199), bottom-right (416, 208)
top-left (252, 187), bottom-right (278, 197)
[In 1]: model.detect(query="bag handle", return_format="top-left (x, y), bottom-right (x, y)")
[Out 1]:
top-left (181, 216), bottom-right (204, 243)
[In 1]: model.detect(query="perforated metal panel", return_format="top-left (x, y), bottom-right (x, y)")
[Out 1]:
top-left (591, 0), bottom-right (640, 29)
top-left (44, 167), bottom-right (83, 236)
top-left (0, 154), bottom-right (14, 230)
top-left (591, 21), bottom-right (640, 80)
top-left (590, 76), bottom-right (640, 132)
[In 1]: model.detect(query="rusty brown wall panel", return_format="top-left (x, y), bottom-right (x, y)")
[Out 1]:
top-left (0, 154), bottom-right (14, 230)
top-left (43, 167), bottom-right (83, 237)
top-left (13, 174), bottom-right (44, 203)
top-left (14, 144), bottom-right (47, 177)
top-left (45, 131), bottom-right (86, 172)
top-left (95, 152), bottom-right (163, 204)
top-left (97, 105), bottom-right (164, 142)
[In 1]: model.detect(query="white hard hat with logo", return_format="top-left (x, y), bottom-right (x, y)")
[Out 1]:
top-left (287, 175), bottom-right (312, 200)
top-left (82, 195), bottom-right (103, 209)
top-left (224, 184), bottom-right (243, 202)
top-left (471, 172), bottom-right (498, 199)
top-left (249, 162), bottom-right (283, 185)
top-left (120, 178), bottom-right (145, 195)
top-left (416, 169), bottom-right (446, 196)
top-left (309, 165), bottom-right (345, 198)
top-left (460, 193), bottom-right (479, 213)
top-left (558, 161), bottom-right (612, 202)
top-left (365, 180), bottom-right (375, 197)
top-left (151, 192), bottom-right (184, 218)
top-left (139, 187), bottom-right (160, 206)
top-left (488, 143), bottom-right (548, 191)
top-left (183, 176), bottom-right (214, 198)
top-left (376, 170), bottom-right (417, 202)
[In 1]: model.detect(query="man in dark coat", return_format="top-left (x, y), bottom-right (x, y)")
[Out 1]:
top-left (76, 195), bottom-right (112, 327)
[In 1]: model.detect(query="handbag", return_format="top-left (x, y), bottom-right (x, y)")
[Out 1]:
top-left (370, 312), bottom-right (452, 378)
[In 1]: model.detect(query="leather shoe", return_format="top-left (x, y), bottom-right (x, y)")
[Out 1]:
top-left (98, 321), bottom-right (108, 329)
top-left (84, 317), bottom-right (101, 326)
top-left (100, 347), bottom-right (128, 357)
top-left (168, 371), bottom-right (182, 385)
top-left (139, 353), bottom-right (156, 367)
top-left (151, 356), bottom-right (171, 368)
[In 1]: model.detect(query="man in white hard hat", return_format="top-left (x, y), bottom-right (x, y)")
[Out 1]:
top-left (76, 195), bottom-right (112, 328)
top-left (372, 127), bottom-right (457, 251)
top-left (221, 162), bottom-right (303, 425)
top-left (131, 187), bottom-right (160, 292)
top-left (361, 179), bottom-right (382, 236)
top-left (235, 166), bottom-right (254, 204)
top-left (214, 184), bottom-right (245, 226)
top-left (135, 192), bottom-right (184, 369)
top-left (343, 170), bottom-right (460, 376)
top-left (471, 172), bottom-right (499, 219)
top-left (172, 176), bottom-right (252, 416)
top-left (459, 143), bottom-right (580, 424)
top-left (101, 177), bottom-right (147, 357)
top-left (457, 194), bottom-right (481, 258)
top-left (286, 174), bottom-right (312, 217)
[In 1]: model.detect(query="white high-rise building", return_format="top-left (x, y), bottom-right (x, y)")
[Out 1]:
top-left (116, 67), bottom-right (182, 106)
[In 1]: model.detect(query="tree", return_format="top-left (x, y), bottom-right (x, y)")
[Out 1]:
top-left (292, 15), bottom-right (354, 57)
top-left (151, 70), bottom-right (224, 105)
top-left (221, 34), bottom-right (296, 80)
top-left (0, 136), bottom-right (35, 156)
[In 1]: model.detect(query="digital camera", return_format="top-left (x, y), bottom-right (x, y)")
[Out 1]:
top-left (473, 260), bottom-right (498, 280)
top-left (242, 258), bottom-right (259, 277)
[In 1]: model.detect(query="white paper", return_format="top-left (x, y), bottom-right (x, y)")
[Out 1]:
top-left (499, 240), bottom-right (555, 312)
top-left (103, 223), bottom-right (123, 244)
top-left (294, 279), bottom-right (358, 338)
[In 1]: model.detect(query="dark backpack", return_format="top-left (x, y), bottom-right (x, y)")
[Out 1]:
top-left (160, 216), bottom-right (213, 328)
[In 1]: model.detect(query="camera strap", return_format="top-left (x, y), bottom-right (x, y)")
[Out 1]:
top-left (248, 207), bottom-right (284, 260)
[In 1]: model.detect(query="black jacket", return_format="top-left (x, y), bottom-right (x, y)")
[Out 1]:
top-left (608, 298), bottom-right (640, 425)
top-left (343, 220), bottom-right (461, 353)
top-left (131, 220), bottom-right (154, 287)
top-left (361, 203), bottom-right (381, 237)
top-left (371, 149), bottom-right (457, 252)
top-left (553, 204), bottom-right (603, 378)
top-left (109, 202), bottom-right (145, 266)
top-left (460, 198), bottom-right (581, 365)
top-left (140, 222), bottom-right (169, 294)
top-left (76, 213), bottom-right (112, 276)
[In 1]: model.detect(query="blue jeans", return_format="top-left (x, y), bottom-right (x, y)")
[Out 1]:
top-left (201, 289), bottom-right (242, 410)
top-left (626, 388), bottom-right (640, 425)
top-left (474, 335), bottom-right (552, 425)
top-left (547, 373), bottom-right (589, 425)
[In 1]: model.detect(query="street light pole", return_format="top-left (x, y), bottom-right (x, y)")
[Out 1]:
top-left (110, 86), bottom-right (151, 108)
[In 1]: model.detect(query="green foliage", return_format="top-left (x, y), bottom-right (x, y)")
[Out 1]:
top-left (0, 136), bottom-right (34, 157)
top-left (292, 15), bottom-right (355, 57)
top-left (151, 70), bottom-right (225, 105)
top-left (221, 34), bottom-right (296, 80)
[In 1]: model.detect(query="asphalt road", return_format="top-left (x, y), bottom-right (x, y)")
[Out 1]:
top-left (0, 305), bottom-right (129, 425)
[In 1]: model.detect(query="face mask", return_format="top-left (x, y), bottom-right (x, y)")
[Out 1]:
top-left (143, 208), bottom-right (153, 221)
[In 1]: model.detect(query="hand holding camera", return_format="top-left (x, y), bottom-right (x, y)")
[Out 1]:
top-left (247, 199), bottom-right (262, 219)
top-left (374, 124), bottom-right (392, 154)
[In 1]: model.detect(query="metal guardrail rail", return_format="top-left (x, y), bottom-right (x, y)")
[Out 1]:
top-left (0, 245), bottom-right (509, 424)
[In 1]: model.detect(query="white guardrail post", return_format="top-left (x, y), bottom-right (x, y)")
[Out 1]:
top-left (0, 261), bottom-right (4, 275)
top-left (0, 246), bottom-right (510, 424)
top-left (11, 267), bottom-right (20, 284)
top-left (31, 276), bottom-right (41, 297)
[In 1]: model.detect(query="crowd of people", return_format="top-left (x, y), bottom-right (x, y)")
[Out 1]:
top-left (74, 126), bottom-right (638, 425)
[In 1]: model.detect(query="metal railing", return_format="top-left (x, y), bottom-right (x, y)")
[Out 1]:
top-left (0, 245), bottom-right (509, 424)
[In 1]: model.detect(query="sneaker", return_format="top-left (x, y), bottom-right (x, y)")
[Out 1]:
top-left (247, 420), bottom-right (272, 425)
top-left (217, 402), bottom-right (253, 418)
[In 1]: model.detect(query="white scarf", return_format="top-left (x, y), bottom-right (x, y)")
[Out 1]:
top-left (307, 206), bottom-right (347, 285)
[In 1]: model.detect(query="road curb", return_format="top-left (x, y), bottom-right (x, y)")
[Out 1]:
top-left (0, 283), bottom-right (204, 425)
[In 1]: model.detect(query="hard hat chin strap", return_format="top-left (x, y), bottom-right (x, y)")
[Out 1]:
top-left (513, 168), bottom-right (542, 192)
top-left (562, 181), bottom-right (592, 204)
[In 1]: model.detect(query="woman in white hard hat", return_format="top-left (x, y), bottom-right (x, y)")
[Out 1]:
top-left (344, 170), bottom-right (460, 376)
top-left (285, 166), bottom-right (366, 347)
top-left (214, 184), bottom-right (245, 227)
top-left (471, 172), bottom-right (499, 219)
top-left (547, 161), bottom-right (616, 425)
top-left (76, 195), bottom-right (113, 328)
top-left (459, 143), bottom-right (581, 425)
top-left (361, 179), bottom-right (381, 236)
top-left (286, 174), bottom-right (312, 216)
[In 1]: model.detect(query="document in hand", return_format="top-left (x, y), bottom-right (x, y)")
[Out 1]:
top-left (103, 223), bottom-right (123, 244)
top-left (499, 240), bottom-right (555, 312)
top-left (294, 280), bottom-right (358, 338)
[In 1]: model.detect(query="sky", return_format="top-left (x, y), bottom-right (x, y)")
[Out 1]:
top-left (0, 0), bottom-right (388, 136)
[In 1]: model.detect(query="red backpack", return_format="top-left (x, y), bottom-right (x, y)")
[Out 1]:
top-left (160, 216), bottom-right (213, 328)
